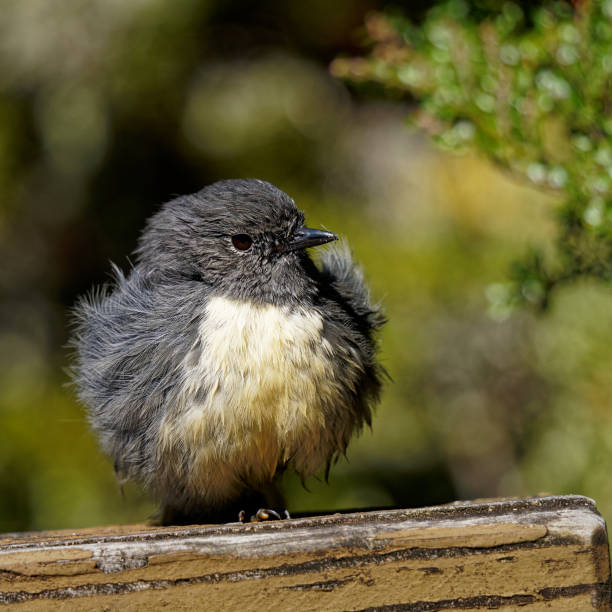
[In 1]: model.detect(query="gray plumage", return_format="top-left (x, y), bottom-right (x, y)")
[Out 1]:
top-left (71, 179), bottom-right (385, 524)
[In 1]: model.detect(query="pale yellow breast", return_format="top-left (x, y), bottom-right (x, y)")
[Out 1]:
top-left (163, 296), bottom-right (345, 503)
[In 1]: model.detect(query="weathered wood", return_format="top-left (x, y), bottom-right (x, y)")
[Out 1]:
top-left (0, 495), bottom-right (610, 610)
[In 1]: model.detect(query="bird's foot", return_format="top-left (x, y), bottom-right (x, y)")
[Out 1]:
top-left (238, 508), bottom-right (291, 523)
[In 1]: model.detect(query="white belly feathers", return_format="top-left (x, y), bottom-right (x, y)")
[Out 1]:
top-left (159, 296), bottom-right (345, 503)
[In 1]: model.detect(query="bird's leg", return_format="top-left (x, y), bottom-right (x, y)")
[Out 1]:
top-left (236, 480), bottom-right (290, 522)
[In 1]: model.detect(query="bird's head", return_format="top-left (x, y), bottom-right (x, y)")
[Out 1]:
top-left (135, 179), bottom-right (337, 304)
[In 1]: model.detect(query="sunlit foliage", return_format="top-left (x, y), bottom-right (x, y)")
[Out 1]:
top-left (332, 0), bottom-right (612, 308)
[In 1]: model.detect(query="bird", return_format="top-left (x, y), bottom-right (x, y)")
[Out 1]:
top-left (71, 178), bottom-right (385, 525)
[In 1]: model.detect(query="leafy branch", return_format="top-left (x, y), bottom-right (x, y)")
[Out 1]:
top-left (332, 0), bottom-right (612, 309)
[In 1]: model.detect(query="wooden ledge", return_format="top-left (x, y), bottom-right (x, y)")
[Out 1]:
top-left (1, 495), bottom-right (610, 610)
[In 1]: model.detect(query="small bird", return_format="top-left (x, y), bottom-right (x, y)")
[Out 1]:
top-left (72, 179), bottom-right (385, 524)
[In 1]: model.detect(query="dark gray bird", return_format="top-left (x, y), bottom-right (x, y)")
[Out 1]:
top-left (72, 179), bottom-right (385, 524)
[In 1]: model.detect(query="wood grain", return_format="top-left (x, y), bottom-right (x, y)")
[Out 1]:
top-left (0, 495), bottom-right (610, 610)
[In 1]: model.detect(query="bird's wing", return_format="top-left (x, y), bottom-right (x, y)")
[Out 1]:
top-left (316, 241), bottom-right (385, 332)
top-left (70, 264), bottom-right (204, 484)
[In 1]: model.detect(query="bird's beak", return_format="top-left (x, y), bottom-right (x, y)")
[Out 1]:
top-left (285, 227), bottom-right (337, 252)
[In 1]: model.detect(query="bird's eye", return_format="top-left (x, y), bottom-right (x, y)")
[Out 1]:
top-left (231, 234), bottom-right (253, 251)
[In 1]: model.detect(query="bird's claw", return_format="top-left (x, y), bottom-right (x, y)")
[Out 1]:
top-left (238, 508), bottom-right (291, 523)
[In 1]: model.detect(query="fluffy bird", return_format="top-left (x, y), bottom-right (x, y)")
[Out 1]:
top-left (72, 179), bottom-right (385, 524)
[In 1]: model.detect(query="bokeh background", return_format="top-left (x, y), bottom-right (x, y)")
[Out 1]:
top-left (1, 0), bottom-right (612, 532)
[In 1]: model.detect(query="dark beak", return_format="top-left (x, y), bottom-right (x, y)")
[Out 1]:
top-left (285, 227), bottom-right (337, 252)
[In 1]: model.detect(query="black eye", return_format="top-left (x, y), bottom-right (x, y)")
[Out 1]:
top-left (231, 234), bottom-right (253, 251)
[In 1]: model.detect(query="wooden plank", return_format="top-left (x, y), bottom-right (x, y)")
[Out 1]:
top-left (0, 495), bottom-right (610, 610)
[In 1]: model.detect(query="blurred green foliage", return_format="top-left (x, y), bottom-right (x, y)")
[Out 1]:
top-left (1, 0), bottom-right (612, 534)
top-left (332, 0), bottom-right (612, 309)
